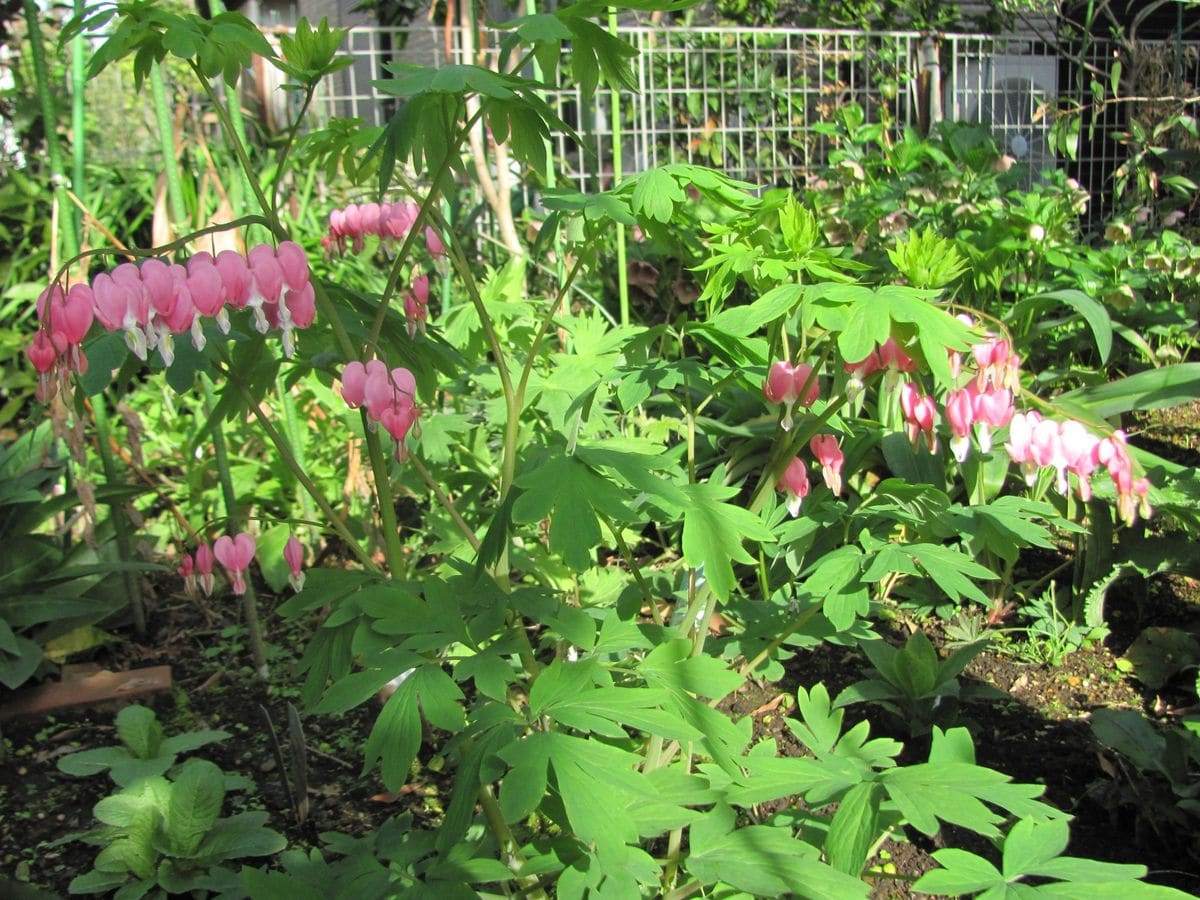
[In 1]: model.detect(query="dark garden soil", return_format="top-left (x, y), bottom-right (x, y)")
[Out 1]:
top-left (6, 576), bottom-right (1199, 898)
top-left (3, 408), bottom-right (1200, 896)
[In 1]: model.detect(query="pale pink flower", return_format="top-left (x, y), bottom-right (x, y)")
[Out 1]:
top-left (763, 360), bottom-right (820, 431)
top-left (213, 532), bottom-right (256, 596)
top-left (1030, 417), bottom-right (1069, 493)
top-left (186, 255), bottom-right (225, 350)
top-left (177, 553), bottom-right (196, 594)
top-left (194, 542), bottom-right (216, 597)
top-left (345, 360), bottom-right (420, 461)
top-left (971, 387), bottom-right (1014, 453)
top-left (214, 250), bottom-right (251, 318)
top-left (778, 457), bottom-right (811, 517)
top-left (1059, 420), bottom-right (1099, 501)
top-left (341, 361), bottom-right (368, 408)
top-left (275, 241), bottom-right (311, 292)
top-left (405, 273), bottom-right (430, 337)
top-left (810, 434), bottom-right (844, 496)
top-left (284, 535), bottom-right (305, 593)
top-left (945, 388), bottom-right (976, 462)
top-left (26, 331), bottom-right (58, 401)
top-left (900, 382), bottom-right (938, 452)
top-left (358, 203), bottom-right (382, 239)
top-left (425, 226), bottom-right (446, 257)
top-left (844, 337), bottom-right (915, 387)
top-left (1005, 411), bottom-right (1042, 485)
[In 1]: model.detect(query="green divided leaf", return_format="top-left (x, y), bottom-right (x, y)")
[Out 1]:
top-left (799, 546), bottom-right (868, 632)
top-left (825, 781), bottom-right (884, 875)
top-left (698, 283), bottom-right (804, 338)
top-left (529, 659), bottom-right (703, 743)
top-left (630, 168), bottom-right (687, 224)
top-left (914, 816), bottom-right (1182, 897)
top-left (364, 666), bottom-right (464, 791)
top-left (513, 449), bottom-right (631, 571)
top-left (913, 848), bottom-right (1003, 895)
top-left (906, 543), bottom-right (997, 605)
top-left (680, 479), bottom-right (774, 601)
top-left (686, 824), bottom-right (869, 898)
top-left (498, 732), bottom-right (642, 844)
top-left (881, 760), bottom-right (1059, 839)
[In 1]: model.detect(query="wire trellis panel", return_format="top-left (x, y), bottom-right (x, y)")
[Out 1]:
top-left (310, 24), bottom-right (1200, 229)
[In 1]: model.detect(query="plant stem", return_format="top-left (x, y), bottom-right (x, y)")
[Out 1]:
top-left (363, 423), bottom-right (406, 577)
top-left (608, 6), bottom-right (629, 326)
top-left (51, 214), bottom-right (272, 285)
top-left (190, 62), bottom-right (283, 240)
top-left (662, 881), bottom-right (703, 900)
top-left (661, 746), bottom-right (693, 889)
top-left (222, 370), bottom-right (380, 573)
top-left (410, 454), bottom-right (480, 551)
top-left (202, 378), bottom-right (269, 679)
top-left (476, 784), bottom-right (545, 897)
top-left (600, 512), bottom-right (662, 626)
top-left (207, 0), bottom-right (258, 229)
top-left (739, 604), bottom-right (821, 676)
top-left (271, 85), bottom-right (317, 213)
top-left (90, 394), bottom-right (146, 636)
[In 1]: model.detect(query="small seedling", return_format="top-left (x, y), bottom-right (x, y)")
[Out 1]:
top-left (58, 705), bottom-right (229, 786)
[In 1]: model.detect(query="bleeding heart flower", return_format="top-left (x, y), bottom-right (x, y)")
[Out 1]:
top-left (777, 457), bottom-right (811, 517)
top-left (341, 361), bottom-right (368, 408)
top-left (194, 542), bottom-right (216, 596)
top-left (971, 387), bottom-right (1014, 453)
top-left (275, 241), bottom-right (310, 292)
top-left (404, 275), bottom-right (429, 337)
top-left (213, 532), bottom-right (256, 595)
top-left (186, 255), bottom-right (224, 350)
top-left (945, 388), bottom-right (976, 462)
top-left (810, 434), bottom-right (844, 496)
top-left (178, 553), bottom-right (196, 594)
top-left (900, 382), bottom-right (938, 452)
top-left (425, 226), bottom-right (446, 257)
top-left (763, 360), bottom-right (819, 431)
top-left (26, 330), bottom-right (57, 374)
top-left (382, 202), bottom-right (412, 240)
top-left (247, 244), bottom-right (284, 332)
top-left (215, 250), bottom-right (251, 316)
top-left (284, 535), bottom-right (305, 593)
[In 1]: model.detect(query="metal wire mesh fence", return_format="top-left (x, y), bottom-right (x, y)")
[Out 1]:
top-left (311, 24), bottom-right (1200, 230)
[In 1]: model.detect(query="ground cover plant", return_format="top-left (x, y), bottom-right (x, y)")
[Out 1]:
top-left (3, 1), bottom-right (1200, 897)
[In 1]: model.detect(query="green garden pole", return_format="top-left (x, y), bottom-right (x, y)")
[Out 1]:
top-left (150, 62), bottom-right (188, 231)
top-left (70, 0), bottom-right (86, 249)
top-left (609, 7), bottom-right (629, 326)
top-left (22, 0), bottom-right (77, 261)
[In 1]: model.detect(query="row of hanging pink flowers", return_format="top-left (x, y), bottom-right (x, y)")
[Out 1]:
top-left (177, 532), bottom-right (306, 597)
top-left (26, 241), bottom-right (314, 401)
top-left (766, 329), bottom-right (1152, 525)
top-left (323, 200), bottom-right (447, 264)
top-left (340, 360), bottom-right (421, 462)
